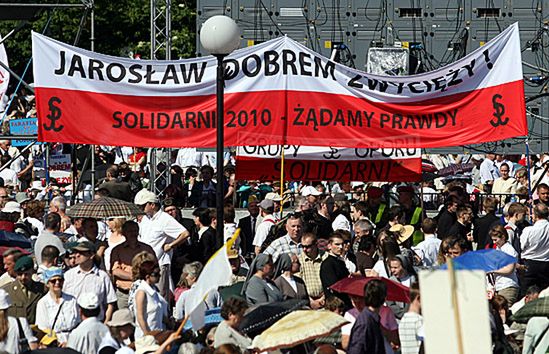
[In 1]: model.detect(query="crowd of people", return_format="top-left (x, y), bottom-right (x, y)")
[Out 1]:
top-left (0, 99), bottom-right (549, 353)
top-left (0, 148), bottom-right (544, 354)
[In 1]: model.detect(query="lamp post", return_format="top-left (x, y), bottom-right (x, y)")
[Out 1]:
top-left (200, 16), bottom-right (240, 244)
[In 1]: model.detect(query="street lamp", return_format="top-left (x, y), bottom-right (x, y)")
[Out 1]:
top-left (200, 15), bottom-right (240, 244)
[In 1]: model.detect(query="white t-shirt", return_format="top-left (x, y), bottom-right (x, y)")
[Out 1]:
top-left (494, 242), bottom-right (519, 291)
top-left (138, 210), bottom-right (186, 266)
top-left (253, 214), bottom-right (276, 248)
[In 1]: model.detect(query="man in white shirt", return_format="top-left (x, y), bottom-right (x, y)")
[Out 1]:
top-left (134, 189), bottom-right (189, 298)
top-left (413, 218), bottom-right (441, 267)
top-left (252, 199), bottom-right (277, 255)
top-left (67, 293), bottom-right (110, 354)
top-left (479, 154), bottom-right (499, 190)
top-left (63, 240), bottom-right (117, 322)
top-left (521, 204), bottom-right (549, 292)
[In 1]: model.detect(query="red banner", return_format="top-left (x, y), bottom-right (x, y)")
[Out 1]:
top-left (236, 157), bottom-right (421, 182)
top-left (235, 146), bottom-right (421, 182)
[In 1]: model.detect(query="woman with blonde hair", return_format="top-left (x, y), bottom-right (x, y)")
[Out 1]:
top-left (0, 289), bottom-right (37, 353)
top-left (104, 217), bottom-right (126, 273)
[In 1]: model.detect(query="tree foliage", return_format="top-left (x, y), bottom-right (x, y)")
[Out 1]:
top-left (0, 0), bottom-right (196, 90)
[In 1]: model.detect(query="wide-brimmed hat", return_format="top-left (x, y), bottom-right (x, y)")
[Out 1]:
top-left (135, 335), bottom-right (159, 354)
top-left (389, 224), bottom-right (415, 244)
top-left (107, 308), bottom-right (134, 327)
top-left (301, 186), bottom-right (322, 197)
top-left (265, 192), bottom-right (283, 202)
top-left (1, 201), bottom-right (20, 214)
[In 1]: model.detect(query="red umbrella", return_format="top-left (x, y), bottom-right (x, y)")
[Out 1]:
top-left (330, 276), bottom-right (410, 303)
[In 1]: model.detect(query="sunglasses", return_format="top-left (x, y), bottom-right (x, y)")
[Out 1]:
top-left (48, 278), bottom-right (63, 284)
top-left (302, 243), bottom-right (316, 249)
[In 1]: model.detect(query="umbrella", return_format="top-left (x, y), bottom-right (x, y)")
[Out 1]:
top-left (239, 299), bottom-right (308, 337)
top-left (0, 231), bottom-right (32, 249)
top-left (511, 297), bottom-right (549, 323)
top-left (251, 310), bottom-right (348, 352)
top-left (330, 276), bottom-right (411, 303)
top-left (67, 197), bottom-right (143, 219)
top-left (440, 249), bottom-right (516, 272)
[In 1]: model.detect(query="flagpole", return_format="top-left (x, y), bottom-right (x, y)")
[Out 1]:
top-left (447, 259), bottom-right (465, 354)
top-left (280, 146), bottom-right (285, 218)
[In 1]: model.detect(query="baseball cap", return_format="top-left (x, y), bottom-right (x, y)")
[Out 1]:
top-left (1, 201), bottom-right (21, 214)
top-left (134, 189), bottom-right (158, 205)
top-left (301, 186), bottom-right (322, 197)
top-left (265, 192), bottom-right (282, 202)
top-left (78, 293), bottom-right (99, 310)
top-left (72, 239), bottom-right (96, 253)
top-left (14, 256), bottom-right (33, 273)
top-left (258, 199), bottom-right (274, 211)
top-left (107, 308), bottom-right (134, 327)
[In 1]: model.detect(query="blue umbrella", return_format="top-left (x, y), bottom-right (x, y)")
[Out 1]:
top-left (440, 249), bottom-right (516, 272)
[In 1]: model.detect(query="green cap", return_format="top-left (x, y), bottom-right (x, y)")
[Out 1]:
top-left (14, 256), bottom-right (34, 273)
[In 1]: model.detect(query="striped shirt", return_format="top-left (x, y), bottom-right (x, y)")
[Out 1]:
top-left (399, 312), bottom-right (423, 354)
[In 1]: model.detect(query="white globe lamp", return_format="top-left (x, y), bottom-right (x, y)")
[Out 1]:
top-left (200, 15), bottom-right (240, 55)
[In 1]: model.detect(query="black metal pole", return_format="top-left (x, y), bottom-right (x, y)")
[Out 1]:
top-left (216, 54), bottom-right (225, 243)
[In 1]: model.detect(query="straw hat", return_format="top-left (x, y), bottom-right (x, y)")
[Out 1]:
top-left (389, 224), bottom-right (415, 244)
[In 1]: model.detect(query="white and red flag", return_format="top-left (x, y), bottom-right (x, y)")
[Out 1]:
top-left (32, 23), bottom-right (526, 148)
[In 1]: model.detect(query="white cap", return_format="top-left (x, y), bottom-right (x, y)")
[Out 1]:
top-left (78, 293), bottom-right (99, 310)
top-left (301, 185), bottom-right (322, 197)
top-left (30, 180), bottom-right (45, 191)
top-left (265, 192), bottom-right (282, 202)
top-left (134, 189), bottom-right (158, 205)
top-left (1, 201), bottom-right (20, 214)
top-left (0, 289), bottom-right (11, 310)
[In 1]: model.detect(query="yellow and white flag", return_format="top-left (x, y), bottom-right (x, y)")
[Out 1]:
top-left (185, 229), bottom-right (240, 330)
